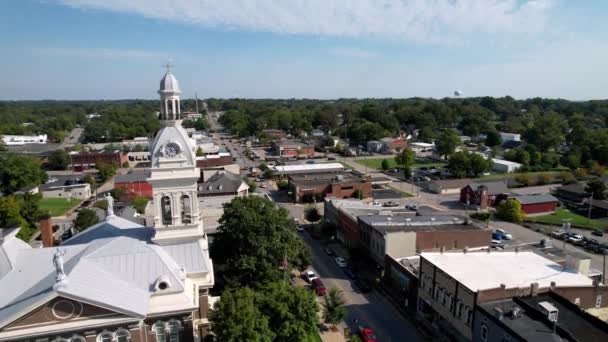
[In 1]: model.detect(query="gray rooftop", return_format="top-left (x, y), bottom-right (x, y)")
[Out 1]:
top-left (0, 215), bottom-right (210, 327)
top-left (115, 169), bottom-right (150, 183)
top-left (198, 172), bottom-right (246, 195)
top-left (358, 214), bottom-right (478, 234)
top-left (512, 194), bottom-right (558, 205)
top-left (467, 181), bottom-right (509, 194)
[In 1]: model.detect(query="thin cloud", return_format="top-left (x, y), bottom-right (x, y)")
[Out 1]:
top-left (58, 0), bottom-right (556, 44)
top-left (328, 47), bottom-right (378, 59)
top-left (35, 47), bottom-right (167, 59)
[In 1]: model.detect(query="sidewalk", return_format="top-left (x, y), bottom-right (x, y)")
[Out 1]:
top-left (319, 328), bottom-right (347, 342)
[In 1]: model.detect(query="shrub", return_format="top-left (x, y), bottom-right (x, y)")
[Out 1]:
top-left (559, 171), bottom-right (576, 184)
top-left (132, 196), bottom-right (149, 214)
top-left (94, 199), bottom-right (108, 210)
top-left (537, 173), bottom-right (553, 185)
top-left (514, 173), bottom-right (534, 187)
top-left (574, 168), bottom-right (588, 179)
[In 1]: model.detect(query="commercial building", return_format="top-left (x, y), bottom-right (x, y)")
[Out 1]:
top-left (474, 292), bottom-right (608, 342)
top-left (358, 215), bottom-right (490, 266)
top-left (554, 182), bottom-right (590, 206)
top-left (511, 194), bottom-right (559, 215)
top-left (288, 172), bottom-right (371, 202)
top-left (383, 255), bottom-right (421, 314)
top-left (410, 142), bottom-right (435, 153)
top-left (272, 139), bottom-right (315, 158)
top-left (427, 179), bottom-right (473, 195)
top-left (324, 198), bottom-right (416, 248)
top-left (69, 150), bottom-right (127, 171)
top-left (492, 158), bottom-right (522, 173)
top-left (261, 129), bottom-right (287, 139)
top-left (39, 177), bottom-right (91, 201)
top-left (271, 162), bottom-right (344, 176)
top-left (1, 134), bottom-right (47, 145)
top-left (417, 251), bottom-right (600, 341)
top-left (114, 169), bottom-right (153, 199)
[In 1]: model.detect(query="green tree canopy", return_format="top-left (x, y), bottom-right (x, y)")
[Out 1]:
top-left (211, 196), bottom-right (311, 288)
top-left (585, 179), bottom-right (607, 200)
top-left (47, 149), bottom-right (70, 170)
top-left (485, 130), bottom-right (502, 147)
top-left (435, 129), bottom-right (460, 159)
top-left (469, 153), bottom-right (493, 177)
top-left (74, 208), bottom-right (99, 231)
top-left (322, 287), bottom-right (346, 327)
top-left (0, 154), bottom-right (47, 195)
top-left (305, 206), bottom-right (321, 222)
top-left (446, 151), bottom-right (470, 178)
top-left (394, 148), bottom-right (415, 169)
top-left (496, 198), bottom-right (525, 223)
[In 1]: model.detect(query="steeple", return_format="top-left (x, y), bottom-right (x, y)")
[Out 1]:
top-left (158, 63), bottom-right (181, 121)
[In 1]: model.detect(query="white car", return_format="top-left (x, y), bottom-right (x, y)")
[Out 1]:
top-left (302, 270), bottom-right (317, 283)
top-left (491, 239), bottom-right (505, 250)
top-left (495, 229), bottom-right (513, 240)
top-left (567, 234), bottom-right (584, 243)
top-left (335, 257), bottom-right (347, 268)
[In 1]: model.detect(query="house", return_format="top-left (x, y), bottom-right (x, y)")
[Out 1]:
top-left (1, 134), bottom-right (47, 145)
top-left (589, 199), bottom-right (608, 218)
top-left (427, 179), bottom-right (473, 195)
top-left (511, 194), bottom-right (558, 215)
top-left (366, 140), bottom-right (384, 153)
top-left (492, 158), bottom-right (522, 173)
top-left (272, 139), bottom-right (315, 158)
top-left (39, 177), bottom-right (91, 200)
top-left (474, 292), bottom-right (608, 342)
top-left (367, 138), bottom-right (407, 154)
top-left (554, 182), bottom-right (590, 206)
top-left (499, 132), bottom-right (521, 142)
top-left (288, 172), bottom-right (372, 202)
top-left (358, 215), bottom-right (490, 266)
top-left (271, 162), bottom-right (344, 176)
top-left (114, 169), bottom-right (153, 199)
top-left (417, 251), bottom-right (599, 341)
top-left (198, 171), bottom-right (249, 197)
top-left (460, 182), bottom-right (510, 209)
top-left (324, 198), bottom-right (415, 248)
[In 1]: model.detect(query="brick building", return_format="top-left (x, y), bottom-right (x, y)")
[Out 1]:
top-left (114, 169), bottom-right (153, 199)
top-left (288, 172), bottom-right (372, 202)
top-left (511, 194), bottom-right (559, 215)
top-left (272, 139), bottom-right (315, 158)
top-left (417, 251), bottom-right (604, 341)
top-left (69, 150), bottom-right (128, 171)
top-left (460, 181), bottom-right (509, 209)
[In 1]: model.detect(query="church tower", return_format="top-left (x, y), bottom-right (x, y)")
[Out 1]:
top-left (148, 66), bottom-right (205, 245)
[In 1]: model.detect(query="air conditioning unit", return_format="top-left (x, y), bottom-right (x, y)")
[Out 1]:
top-left (538, 301), bottom-right (559, 323)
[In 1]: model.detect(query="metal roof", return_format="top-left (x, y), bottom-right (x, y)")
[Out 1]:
top-left (271, 163), bottom-right (344, 175)
top-left (513, 194), bottom-right (558, 205)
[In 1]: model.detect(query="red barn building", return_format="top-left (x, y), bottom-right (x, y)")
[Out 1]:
top-left (511, 194), bottom-right (558, 215)
top-left (114, 169), bottom-right (153, 199)
top-left (460, 181), bottom-right (509, 209)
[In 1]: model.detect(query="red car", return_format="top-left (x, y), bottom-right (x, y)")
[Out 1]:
top-left (310, 278), bottom-right (326, 296)
top-left (358, 327), bottom-right (377, 342)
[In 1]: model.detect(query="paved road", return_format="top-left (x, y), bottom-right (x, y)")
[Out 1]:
top-left (301, 231), bottom-right (428, 342)
top-left (59, 127), bottom-right (83, 149)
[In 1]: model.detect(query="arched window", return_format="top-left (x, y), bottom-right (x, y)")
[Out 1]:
top-left (97, 331), bottom-right (113, 342)
top-left (162, 196), bottom-right (172, 225)
top-left (181, 195), bottom-right (192, 224)
top-left (70, 335), bottom-right (86, 342)
top-left (154, 321), bottom-right (167, 342)
top-left (115, 328), bottom-right (130, 342)
top-left (168, 320), bottom-right (181, 342)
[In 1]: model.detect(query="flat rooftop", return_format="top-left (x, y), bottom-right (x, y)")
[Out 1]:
top-left (359, 214), bottom-right (477, 233)
top-left (289, 171), bottom-right (366, 186)
top-left (421, 251), bottom-right (593, 292)
top-left (272, 162), bottom-right (344, 175)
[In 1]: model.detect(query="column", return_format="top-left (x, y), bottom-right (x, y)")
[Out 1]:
top-left (173, 193), bottom-right (181, 226)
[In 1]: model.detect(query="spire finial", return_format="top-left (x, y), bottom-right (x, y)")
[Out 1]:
top-left (163, 62), bottom-right (175, 73)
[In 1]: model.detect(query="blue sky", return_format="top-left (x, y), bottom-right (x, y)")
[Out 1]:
top-left (1, 0), bottom-right (607, 100)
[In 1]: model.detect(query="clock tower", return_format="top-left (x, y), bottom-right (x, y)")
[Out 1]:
top-left (148, 66), bottom-right (205, 245)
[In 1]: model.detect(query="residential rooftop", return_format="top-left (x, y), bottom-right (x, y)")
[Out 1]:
top-left (512, 194), bottom-right (559, 205)
top-left (421, 251), bottom-right (593, 292)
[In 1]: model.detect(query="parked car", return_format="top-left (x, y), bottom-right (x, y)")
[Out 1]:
top-left (343, 267), bottom-right (357, 280)
top-left (592, 230), bottom-right (604, 237)
top-left (494, 229), bottom-right (513, 240)
top-left (567, 234), bottom-right (584, 244)
top-left (355, 278), bottom-right (372, 293)
top-left (382, 201), bottom-right (399, 207)
top-left (302, 270), bottom-right (318, 283)
top-left (335, 256), bottom-right (348, 268)
top-left (324, 247), bottom-right (335, 256)
top-left (551, 230), bottom-right (565, 239)
top-left (405, 204), bottom-right (418, 211)
top-left (260, 183), bottom-right (267, 188)
top-left (358, 327), bottom-right (377, 342)
top-left (310, 278), bottom-right (326, 296)
top-left (491, 239), bottom-right (504, 250)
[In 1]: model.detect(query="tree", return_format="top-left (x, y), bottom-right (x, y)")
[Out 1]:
top-left (196, 146), bottom-right (204, 157)
top-left (537, 173), bottom-right (554, 185)
top-left (258, 162), bottom-right (269, 172)
top-left (48, 149), bottom-right (70, 170)
top-left (73, 208), bottom-right (99, 231)
top-left (110, 187), bottom-right (125, 202)
top-left (485, 130), bottom-right (502, 147)
top-left (435, 129), bottom-right (460, 159)
top-left (0, 196), bottom-right (27, 230)
top-left (263, 168), bottom-right (274, 179)
top-left (496, 199), bottom-right (524, 223)
top-left (469, 153), bottom-right (492, 177)
top-left (260, 282), bottom-right (319, 341)
top-left (381, 159), bottom-right (390, 171)
top-left (446, 151), bottom-right (470, 178)
top-left (560, 171), bottom-right (576, 185)
top-left (83, 173), bottom-right (97, 190)
top-left (322, 287), bottom-right (346, 328)
top-left (209, 287), bottom-right (274, 342)
top-left (0, 154), bottom-right (48, 195)
top-left (585, 179), bottom-right (607, 200)
top-left (245, 179), bottom-right (257, 192)
top-left (132, 196), bottom-right (149, 214)
top-left (523, 112), bottom-right (565, 152)
top-left (305, 206), bottom-right (322, 222)
top-left (211, 196), bottom-right (311, 288)
top-left (394, 148), bottom-right (415, 170)
top-left (95, 161), bottom-right (117, 182)
top-left (514, 173), bottom-right (534, 186)
top-left (417, 127), bottom-right (435, 143)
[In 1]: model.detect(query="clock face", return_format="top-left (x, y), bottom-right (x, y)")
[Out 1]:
top-left (162, 142), bottom-right (181, 158)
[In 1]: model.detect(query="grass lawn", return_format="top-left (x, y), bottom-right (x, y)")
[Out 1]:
top-left (526, 208), bottom-right (607, 230)
top-left (355, 157), bottom-right (445, 170)
top-left (39, 198), bottom-right (81, 217)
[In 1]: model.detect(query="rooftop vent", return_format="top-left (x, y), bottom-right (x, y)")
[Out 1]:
top-left (510, 306), bottom-right (522, 319)
top-left (493, 307), bottom-right (504, 320)
top-left (153, 276), bottom-right (172, 292)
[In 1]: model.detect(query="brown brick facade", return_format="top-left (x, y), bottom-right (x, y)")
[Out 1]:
top-left (416, 230), bottom-right (492, 252)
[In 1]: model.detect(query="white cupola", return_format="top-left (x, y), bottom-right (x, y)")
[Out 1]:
top-left (158, 64), bottom-right (181, 121)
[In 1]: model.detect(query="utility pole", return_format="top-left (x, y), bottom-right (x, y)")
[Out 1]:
top-left (603, 251), bottom-right (607, 285)
top-left (588, 191), bottom-right (594, 223)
